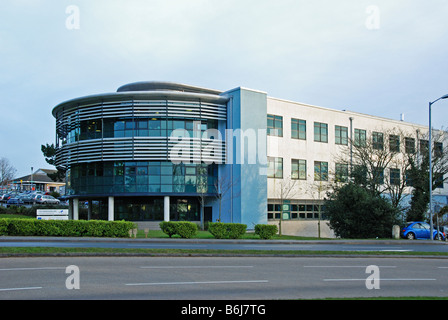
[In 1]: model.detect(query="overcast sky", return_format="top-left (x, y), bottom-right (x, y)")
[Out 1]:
top-left (1, 0), bottom-right (448, 177)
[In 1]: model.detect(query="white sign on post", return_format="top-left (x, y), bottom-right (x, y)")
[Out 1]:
top-left (37, 209), bottom-right (69, 220)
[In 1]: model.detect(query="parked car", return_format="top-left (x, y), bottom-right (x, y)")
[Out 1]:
top-left (20, 194), bottom-right (35, 204)
top-left (6, 196), bottom-right (24, 207)
top-left (1, 193), bottom-right (12, 203)
top-left (401, 221), bottom-right (446, 240)
top-left (35, 194), bottom-right (60, 205)
top-left (437, 226), bottom-right (448, 241)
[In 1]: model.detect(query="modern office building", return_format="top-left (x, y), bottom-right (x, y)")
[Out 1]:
top-left (52, 82), bottom-right (447, 236)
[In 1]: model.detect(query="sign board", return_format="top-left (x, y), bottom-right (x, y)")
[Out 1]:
top-left (37, 209), bottom-right (69, 221)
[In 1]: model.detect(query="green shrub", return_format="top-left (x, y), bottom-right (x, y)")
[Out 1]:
top-left (159, 221), bottom-right (177, 238)
top-left (0, 218), bottom-right (134, 238)
top-left (254, 224), bottom-right (278, 239)
top-left (159, 221), bottom-right (198, 238)
top-left (208, 222), bottom-right (247, 239)
top-left (175, 221), bottom-right (198, 239)
top-left (0, 219), bottom-right (8, 235)
top-left (7, 219), bottom-right (36, 236)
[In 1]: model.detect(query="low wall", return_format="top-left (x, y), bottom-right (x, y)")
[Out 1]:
top-left (268, 220), bottom-right (336, 238)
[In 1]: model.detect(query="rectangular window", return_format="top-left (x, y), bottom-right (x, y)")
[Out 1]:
top-left (354, 129), bottom-right (366, 147)
top-left (373, 167), bottom-right (384, 184)
top-left (434, 173), bottom-right (444, 189)
top-left (267, 114), bottom-right (283, 137)
top-left (405, 137), bottom-right (415, 154)
top-left (390, 168), bottom-right (400, 186)
top-left (335, 125), bottom-right (348, 145)
top-left (420, 139), bottom-right (429, 153)
top-left (291, 159), bottom-right (307, 180)
top-left (405, 171), bottom-right (413, 187)
top-left (314, 161), bottom-right (328, 181)
top-left (291, 118), bottom-right (306, 140)
top-left (389, 135), bottom-right (400, 152)
top-left (372, 132), bottom-right (384, 150)
top-left (268, 157), bottom-right (283, 178)
top-left (435, 142), bottom-right (443, 157)
top-left (314, 122), bottom-right (328, 143)
top-left (335, 163), bottom-right (349, 182)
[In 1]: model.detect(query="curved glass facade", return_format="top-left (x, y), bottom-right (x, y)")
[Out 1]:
top-left (115, 197), bottom-right (200, 221)
top-left (52, 83), bottom-right (229, 222)
top-left (66, 161), bottom-right (218, 196)
top-left (65, 117), bottom-right (218, 144)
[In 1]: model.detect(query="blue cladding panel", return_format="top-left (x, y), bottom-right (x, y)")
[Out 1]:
top-left (219, 88), bottom-right (268, 228)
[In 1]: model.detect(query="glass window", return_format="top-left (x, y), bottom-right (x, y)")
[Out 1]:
top-left (268, 157), bottom-right (283, 178)
top-left (420, 139), bottom-right (429, 152)
top-left (372, 132), bottom-right (384, 150)
top-left (354, 129), bottom-right (366, 147)
top-left (267, 114), bottom-right (283, 137)
top-left (314, 122), bottom-right (328, 143)
top-left (390, 168), bottom-right (400, 186)
top-left (435, 142), bottom-right (443, 157)
top-left (335, 125), bottom-right (348, 145)
top-left (335, 163), bottom-right (349, 182)
top-left (291, 159), bottom-right (306, 180)
top-left (291, 118), bottom-right (306, 140)
top-left (389, 135), bottom-right (400, 152)
top-left (314, 161), bottom-right (328, 181)
top-left (373, 167), bottom-right (384, 184)
top-left (114, 120), bottom-right (125, 131)
top-left (405, 137), bottom-right (415, 154)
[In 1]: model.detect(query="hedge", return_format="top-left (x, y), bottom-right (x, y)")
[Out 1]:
top-left (159, 221), bottom-right (198, 238)
top-left (0, 218), bottom-right (135, 238)
top-left (254, 224), bottom-right (278, 239)
top-left (208, 222), bottom-right (247, 239)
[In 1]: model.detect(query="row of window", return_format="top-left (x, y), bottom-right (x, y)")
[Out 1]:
top-left (267, 202), bottom-right (327, 220)
top-left (267, 157), bottom-right (333, 181)
top-left (63, 118), bottom-right (219, 144)
top-left (267, 114), bottom-right (444, 154)
top-left (267, 157), bottom-right (444, 187)
top-left (66, 161), bottom-right (218, 195)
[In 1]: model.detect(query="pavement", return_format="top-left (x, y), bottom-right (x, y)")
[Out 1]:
top-left (0, 235), bottom-right (447, 245)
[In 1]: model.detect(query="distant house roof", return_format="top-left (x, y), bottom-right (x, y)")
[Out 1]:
top-left (14, 169), bottom-right (65, 184)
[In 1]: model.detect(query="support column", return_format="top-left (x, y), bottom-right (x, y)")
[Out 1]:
top-left (164, 196), bottom-right (170, 222)
top-left (73, 198), bottom-right (79, 221)
top-left (87, 200), bottom-right (92, 220)
top-left (108, 196), bottom-right (114, 221)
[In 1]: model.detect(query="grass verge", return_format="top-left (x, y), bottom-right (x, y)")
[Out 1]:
top-left (1, 246), bottom-right (448, 257)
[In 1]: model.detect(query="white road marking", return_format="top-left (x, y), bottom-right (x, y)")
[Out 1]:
top-left (324, 278), bottom-right (436, 282)
top-left (140, 266), bottom-right (253, 269)
top-left (126, 280), bottom-right (268, 286)
top-left (0, 267), bottom-right (65, 271)
top-left (304, 265), bottom-right (396, 268)
top-left (0, 287), bottom-right (42, 292)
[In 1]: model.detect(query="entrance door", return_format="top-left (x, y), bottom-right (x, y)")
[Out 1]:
top-left (204, 207), bottom-right (213, 222)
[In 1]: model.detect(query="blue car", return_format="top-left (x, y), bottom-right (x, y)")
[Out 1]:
top-left (401, 221), bottom-right (446, 240)
top-left (6, 197), bottom-right (24, 207)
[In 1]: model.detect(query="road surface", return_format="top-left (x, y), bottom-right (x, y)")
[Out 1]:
top-left (0, 256), bottom-right (447, 300)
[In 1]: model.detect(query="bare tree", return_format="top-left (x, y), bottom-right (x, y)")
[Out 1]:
top-left (0, 157), bottom-right (17, 187)
top-left (213, 175), bottom-right (239, 222)
top-left (273, 177), bottom-right (298, 236)
top-left (335, 126), bottom-right (448, 221)
top-left (336, 128), bottom-right (414, 205)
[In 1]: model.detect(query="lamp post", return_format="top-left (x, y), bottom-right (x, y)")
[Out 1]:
top-left (428, 94), bottom-right (448, 240)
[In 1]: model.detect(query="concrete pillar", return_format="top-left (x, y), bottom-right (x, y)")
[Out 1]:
top-left (68, 199), bottom-right (73, 220)
top-left (87, 200), bottom-right (92, 220)
top-left (108, 196), bottom-right (114, 221)
top-left (164, 196), bottom-right (170, 222)
top-left (73, 198), bottom-right (79, 220)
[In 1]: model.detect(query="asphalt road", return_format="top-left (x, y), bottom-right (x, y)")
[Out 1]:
top-left (0, 256), bottom-right (447, 300)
